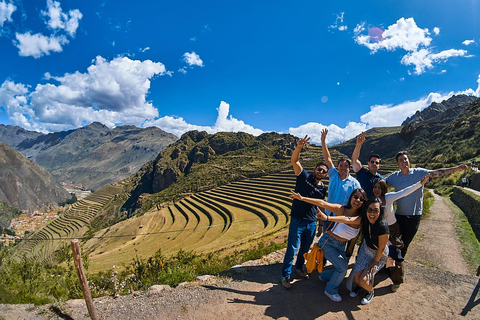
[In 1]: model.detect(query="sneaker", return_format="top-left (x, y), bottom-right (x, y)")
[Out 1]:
top-left (361, 290), bottom-right (374, 305)
top-left (349, 287), bottom-right (360, 298)
top-left (296, 267), bottom-right (309, 279)
top-left (281, 277), bottom-right (292, 289)
top-left (391, 284), bottom-right (400, 292)
top-left (324, 290), bottom-right (342, 302)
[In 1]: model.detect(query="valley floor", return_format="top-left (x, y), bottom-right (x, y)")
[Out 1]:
top-left (1, 190), bottom-right (480, 320)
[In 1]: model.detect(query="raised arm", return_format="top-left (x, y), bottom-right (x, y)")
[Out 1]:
top-left (430, 163), bottom-right (468, 178)
top-left (321, 129), bottom-right (333, 169)
top-left (387, 174), bottom-right (430, 203)
top-left (351, 132), bottom-right (366, 173)
top-left (291, 135), bottom-right (310, 175)
top-left (290, 190), bottom-right (344, 215)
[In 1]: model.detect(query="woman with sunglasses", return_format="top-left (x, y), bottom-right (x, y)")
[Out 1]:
top-left (372, 174), bottom-right (430, 292)
top-left (316, 197), bottom-right (388, 305)
top-left (290, 188), bottom-right (367, 302)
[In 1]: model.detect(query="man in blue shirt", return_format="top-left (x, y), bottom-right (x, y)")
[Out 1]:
top-left (281, 135), bottom-right (328, 289)
top-left (351, 132), bottom-right (384, 198)
top-left (386, 150), bottom-right (468, 291)
top-left (321, 129), bottom-right (361, 236)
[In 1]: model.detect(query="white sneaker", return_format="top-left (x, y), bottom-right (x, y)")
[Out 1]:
top-left (324, 290), bottom-right (342, 302)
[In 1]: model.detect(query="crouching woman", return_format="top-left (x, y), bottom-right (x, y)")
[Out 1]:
top-left (317, 197), bottom-right (389, 305)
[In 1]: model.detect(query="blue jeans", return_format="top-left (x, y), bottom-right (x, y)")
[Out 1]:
top-left (318, 233), bottom-right (348, 295)
top-left (281, 217), bottom-right (316, 279)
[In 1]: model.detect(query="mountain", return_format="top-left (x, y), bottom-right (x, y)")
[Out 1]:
top-left (402, 94), bottom-right (477, 125)
top-left (0, 122), bottom-right (178, 190)
top-left (0, 124), bottom-right (43, 148)
top-left (333, 95), bottom-right (480, 165)
top-left (0, 143), bottom-right (69, 213)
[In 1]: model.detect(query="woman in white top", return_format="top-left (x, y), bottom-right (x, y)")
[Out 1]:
top-left (290, 188), bottom-right (367, 303)
top-left (372, 174), bottom-right (430, 248)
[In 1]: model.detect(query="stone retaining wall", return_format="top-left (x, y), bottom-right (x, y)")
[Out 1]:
top-left (451, 187), bottom-right (480, 240)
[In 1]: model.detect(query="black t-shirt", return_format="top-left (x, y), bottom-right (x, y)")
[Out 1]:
top-left (291, 169), bottom-right (327, 222)
top-left (363, 219), bottom-right (389, 250)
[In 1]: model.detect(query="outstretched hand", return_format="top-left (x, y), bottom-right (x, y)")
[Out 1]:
top-left (321, 128), bottom-right (328, 141)
top-left (421, 174), bottom-right (430, 185)
top-left (316, 210), bottom-right (328, 221)
top-left (297, 135), bottom-right (310, 149)
top-left (290, 190), bottom-right (303, 201)
top-left (356, 132), bottom-right (366, 146)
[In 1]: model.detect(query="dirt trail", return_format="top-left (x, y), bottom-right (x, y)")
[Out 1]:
top-left (407, 189), bottom-right (470, 274)
top-left (1, 191), bottom-right (480, 320)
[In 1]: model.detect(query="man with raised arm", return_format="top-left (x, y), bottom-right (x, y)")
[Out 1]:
top-left (321, 129), bottom-right (361, 234)
top-left (386, 150), bottom-right (468, 292)
top-left (281, 135), bottom-right (328, 289)
top-left (351, 132), bottom-right (384, 198)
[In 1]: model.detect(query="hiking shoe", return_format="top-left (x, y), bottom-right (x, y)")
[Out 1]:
top-left (391, 284), bottom-right (400, 292)
top-left (361, 290), bottom-right (374, 305)
top-left (324, 290), bottom-right (342, 302)
top-left (281, 277), bottom-right (292, 289)
top-left (296, 267), bottom-right (309, 279)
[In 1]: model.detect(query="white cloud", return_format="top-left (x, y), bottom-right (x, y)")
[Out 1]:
top-left (13, 0), bottom-right (82, 58)
top-left (42, 0), bottom-right (82, 37)
top-left (178, 67), bottom-right (187, 74)
top-left (401, 48), bottom-right (469, 75)
top-left (353, 23), bottom-right (365, 35)
top-left (140, 46), bottom-right (150, 52)
top-left (329, 12), bottom-right (347, 32)
top-left (0, 0), bottom-right (16, 26)
top-left (355, 17), bottom-right (470, 75)
top-left (14, 32), bottom-right (68, 58)
top-left (0, 56), bottom-right (168, 132)
top-left (183, 52), bottom-right (204, 67)
top-left (289, 122), bottom-right (367, 146)
top-left (355, 17), bottom-right (431, 53)
top-left (144, 101), bottom-right (263, 137)
top-left (462, 39), bottom-right (475, 46)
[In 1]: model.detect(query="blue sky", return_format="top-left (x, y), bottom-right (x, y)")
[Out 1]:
top-left (1, 0), bottom-right (480, 145)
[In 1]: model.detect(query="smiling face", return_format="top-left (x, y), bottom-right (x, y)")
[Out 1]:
top-left (366, 202), bottom-right (381, 224)
top-left (350, 191), bottom-right (366, 210)
top-left (337, 160), bottom-right (351, 179)
top-left (372, 182), bottom-right (382, 198)
top-left (314, 165), bottom-right (328, 181)
top-left (396, 154), bottom-right (410, 173)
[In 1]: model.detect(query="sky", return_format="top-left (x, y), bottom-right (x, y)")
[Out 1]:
top-left (1, 1), bottom-right (480, 146)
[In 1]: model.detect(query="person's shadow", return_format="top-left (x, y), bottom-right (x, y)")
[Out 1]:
top-left (203, 263), bottom-right (392, 320)
top-left (461, 278), bottom-right (480, 316)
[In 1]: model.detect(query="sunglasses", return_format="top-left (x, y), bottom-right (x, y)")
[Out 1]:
top-left (367, 208), bottom-right (380, 214)
top-left (370, 160), bottom-right (380, 165)
top-left (353, 194), bottom-right (366, 202)
top-left (316, 167), bottom-right (327, 174)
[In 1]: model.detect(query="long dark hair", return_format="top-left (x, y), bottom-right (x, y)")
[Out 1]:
top-left (361, 196), bottom-right (385, 231)
top-left (344, 188), bottom-right (368, 210)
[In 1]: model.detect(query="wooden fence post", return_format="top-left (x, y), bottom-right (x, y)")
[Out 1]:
top-left (71, 239), bottom-right (99, 320)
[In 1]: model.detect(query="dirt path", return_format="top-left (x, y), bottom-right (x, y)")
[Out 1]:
top-left (1, 192), bottom-right (480, 320)
top-left (408, 189), bottom-right (470, 274)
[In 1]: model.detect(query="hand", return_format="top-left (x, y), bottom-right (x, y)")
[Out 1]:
top-left (316, 210), bottom-right (328, 221)
top-left (421, 174), bottom-right (430, 185)
top-left (321, 128), bottom-right (328, 141)
top-left (356, 132), bottom-right (366, 146)
top-left (297, 135), bottom-right (310, 148)
top-left (289, 190), bottom-right (303, 201)
top-left (367, 260), bottom-right (378, 273)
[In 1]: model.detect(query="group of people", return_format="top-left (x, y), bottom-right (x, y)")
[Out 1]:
top-left (281, 130), bottom-right (467, 305)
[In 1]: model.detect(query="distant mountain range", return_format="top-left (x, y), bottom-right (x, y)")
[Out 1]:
top-left (333, 94), bottom-right (480, 165)
top-left (0, 143), bottom-right (69, 214)
top-left (0, 122), bottom-right (178, 191)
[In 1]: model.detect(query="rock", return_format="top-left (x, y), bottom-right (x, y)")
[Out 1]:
top-left (148, 285), bottom-right (171, 294)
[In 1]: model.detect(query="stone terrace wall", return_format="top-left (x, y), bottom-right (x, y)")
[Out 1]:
top-left (451, 187), bottom-right (480, 240)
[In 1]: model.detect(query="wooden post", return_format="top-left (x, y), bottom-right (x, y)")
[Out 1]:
top-left (71, 239), bottom-right (99, 320)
